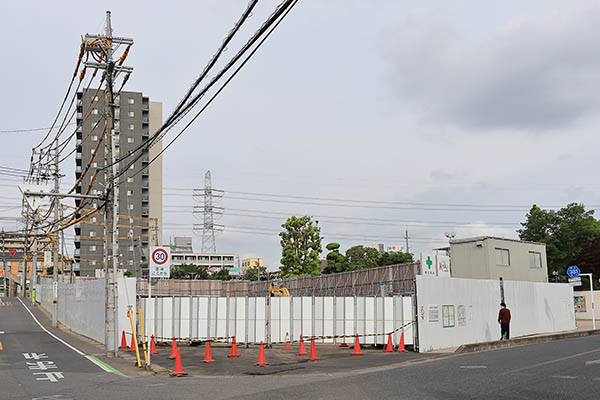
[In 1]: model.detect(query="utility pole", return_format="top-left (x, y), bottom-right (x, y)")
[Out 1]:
top-left (31, 236), bottom-right (37, 303)
top-left (52, 134), bottom-right (60, 326)
top-left (2, 232), bottom-right (6, 297)
top-left (21, 233), bottom-right (27, 297)
top-left (84, 10), bottom-right (134, 356)
top-left (404, 228), bottom-right (410, 254)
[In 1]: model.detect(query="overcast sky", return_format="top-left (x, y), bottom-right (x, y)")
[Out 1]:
top-left (2, 1), bottom-right (600, 270)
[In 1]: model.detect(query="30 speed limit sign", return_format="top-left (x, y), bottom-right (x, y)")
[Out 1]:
top-left (150, 246), bottom-right (171, 278)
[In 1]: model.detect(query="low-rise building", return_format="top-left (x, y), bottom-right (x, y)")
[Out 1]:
top-left (241, 257), bottom-right (263, 274)
top-left (438, 236), bottom-right (548, 282)
top-left (171, 252), bottom-right (241, 277)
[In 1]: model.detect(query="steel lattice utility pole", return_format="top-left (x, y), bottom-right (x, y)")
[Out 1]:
top-left (193, 171), bottom-right (223, 253)
top-left (84, 11), bottom-right (134, 356)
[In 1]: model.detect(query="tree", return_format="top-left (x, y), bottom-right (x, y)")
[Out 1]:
top-left (323, 242), bottom-right (346, 274)
top-left (379, 251), bottom-right (413, 266)
top-left (170, 264), bottom-right (209, 279)
top-left (244, 265), bottom-right (267, 281)
top-left (345, 245), bottom-right (381, 270)
top-left (279, 216), bottom-right (322, 278)
top-left (518, 203), bottom-right (600, 277)
top-left (569, 236), bottom-right (600, 289)
top-left (211, 268), bottom-right (232, 281)
top-left (123, 270), bottom-right (133, 277)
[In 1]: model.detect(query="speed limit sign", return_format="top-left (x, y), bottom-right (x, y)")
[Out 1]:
top-left (150, 246), bottom-right (171, 278)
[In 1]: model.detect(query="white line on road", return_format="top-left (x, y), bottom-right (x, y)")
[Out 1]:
top-left (460, 365), bottom-right (487, 369)
top-left (551, 375), bottom-right (577, 380)
top-left (586, 359), bottom-right (600, 366)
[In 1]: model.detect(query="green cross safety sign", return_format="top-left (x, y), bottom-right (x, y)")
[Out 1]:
top-left (426, 256), bottom-right (433, 269)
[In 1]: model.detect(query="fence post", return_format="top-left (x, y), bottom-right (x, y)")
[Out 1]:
top-left (333, 296), bottom-right (337, 345)
top-left (245, 295), bottom-right (249, 347)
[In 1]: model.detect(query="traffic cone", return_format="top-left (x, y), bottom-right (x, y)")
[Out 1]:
top-left (168, 337), bottom-right (178, 359)
top-left (228, 336), bottom-right (240, 358)
top-left (308, 337), bottom-right (320, 362)
top-left (297, 335), bottom-right (307, 356)
top-left (285, 332), bottom-right (291, 350)
top-left (384, 333), bottom-right (394, 353)
top-left (170, 349), bottom-right (187, 377)
top-left (351, 334), bottom-right (363, 356)
top-left (397, 331), bottom-right (408, 353)
top-left (128, 333), bottom-right (136, 353)
top-left (202, 341), bottom-right (216, 364)
top-left (255, 341), bottom-right (269, 367)
top-left (150, 335), bottom-right (157, 355)
top-left (119, 331), bottom-right (128, 349)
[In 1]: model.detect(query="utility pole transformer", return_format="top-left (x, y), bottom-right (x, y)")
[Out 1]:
top-left (84, 11), bottom-right (134, 356)
top-left (193, 171), bottom-right (224, 253)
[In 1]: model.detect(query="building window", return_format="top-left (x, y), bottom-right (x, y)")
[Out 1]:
top-left (128, 98), bottom-right (135, 104)
top-left (90, 149), bottom-right (95, 155)
top-left (129, 124), bottom-right (134, 130)
top-left (128, 111), bottom-right (134, 117)
top-left (91, 261), bottom-right (96, 266)
top-left (90, 245), bottom-right (96, 251)
top-left (92, 162), bottom-right (97, 168)
top-left (92, 217), bottom-right (97, 223)
top-left (128, 245), bottom-right (134, 251)
top-left (128, 137), bottom-right (134, 143)
top-left (495, 248), bottom-right (510, 266)
top-left (90, 231), bottom-right (95, 237)
top-left (127, 177), bottom-right (134, 183)
top-left (91, 135), bottom-right (98, 141)
top-left (129, 163), bottom-right (135, 170)
top-left (92, 108), bottom-right (98, 115)
top-left (529, 251), bottom-right (542, 268)
top-left (129, 204), bottom-right (134, 210)
top-left (127, 190), bottom-right (133, 196)
top-left (94, 96), bottom-right (99, 102)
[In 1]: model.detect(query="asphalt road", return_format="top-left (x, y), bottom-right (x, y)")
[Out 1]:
top-left (2, 295), bottom-right (600, 399)
top-left (0, 297), bottom-right (126, 400)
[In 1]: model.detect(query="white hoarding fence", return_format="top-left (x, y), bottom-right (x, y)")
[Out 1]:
top-left (139, 295), bottom-right (415, 347)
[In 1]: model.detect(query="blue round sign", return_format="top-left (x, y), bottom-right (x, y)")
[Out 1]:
top-left (567, 265), bottom-right (580, 278)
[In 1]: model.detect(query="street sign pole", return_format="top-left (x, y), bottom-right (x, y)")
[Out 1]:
top-left (148, 246), bottom-right (170, 367)
top-left (581, 273), bottom-right (595, 329)
top-left (147, 271), bottom-right (151, 368)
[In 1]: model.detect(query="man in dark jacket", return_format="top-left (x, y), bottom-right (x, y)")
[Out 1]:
top-left (498, 302), bottom-right (511, 340)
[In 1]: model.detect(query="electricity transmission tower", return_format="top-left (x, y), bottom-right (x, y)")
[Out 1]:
top-left (193, 171), bottom-right (223, 253)
top-left (83, 11), bottom-right (133, 356)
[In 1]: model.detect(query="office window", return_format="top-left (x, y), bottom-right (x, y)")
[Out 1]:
top-left (128, 98), bottom-right (135, 104)
top-left (89, 245), bottom-right (96, 251)
top-left (92, 217), bottom-right (97, 223)
top-left (495, 248), bottom-right (510, 266)
top-left (92, 108), bottom-right (98, 115)
top-left (128, 124), bottom-right (134, 130)
top-left (529, 251), bottom-right (542, 268)
top-left (127, 190), bottom-right (133, 196)
top-left (129, 204), bottom-right (134, 210)
top-left (128, 137), bottom-right (134, 143)
top-left (128, 111), bottom-right (134, 117)
top-left (127, 177), bottom-right (134, 183)
top-left (89, 231), bottom-right (95, 237)
top-left (91, 135), bottom-right (98, 141)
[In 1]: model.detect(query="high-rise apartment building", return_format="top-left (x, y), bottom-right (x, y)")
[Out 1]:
top-left (74, 89), bottom-right (162, 276)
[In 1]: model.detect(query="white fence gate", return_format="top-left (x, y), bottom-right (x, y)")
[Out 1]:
top-left (140, 295), bottom-right (415, 346)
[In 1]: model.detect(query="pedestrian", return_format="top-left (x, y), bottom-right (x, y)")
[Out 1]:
top-left (498, 302), bottom-right (511, 340)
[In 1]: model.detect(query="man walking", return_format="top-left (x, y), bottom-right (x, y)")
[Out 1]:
top-left (498, 302), bottom-right (511, 340)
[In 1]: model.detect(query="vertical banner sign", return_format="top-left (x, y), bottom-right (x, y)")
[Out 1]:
top-left (150, 247), bottom-right (171, 278)
top-left (52, 281), bottom-right (58, 303)
top-left (44, 251), bottom-right (52, 268)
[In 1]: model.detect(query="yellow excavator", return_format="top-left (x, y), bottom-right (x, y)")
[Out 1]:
top-left (269, 282), bottom-right (290, 297)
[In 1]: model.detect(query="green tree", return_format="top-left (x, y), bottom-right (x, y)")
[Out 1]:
top-left (279, 216), bottom-right (322, 278)
top-left (211, 268), bottom-right (232, 281)
top-left (379, 251), bottom-right (413, 266)
top-left (170, 264), bottom-right (209, 279)
top-left (323, 242), bottom-right (346, 274)
top-left (345, 245), bottom-right (381, 270)
top-left (243, 265), bottom-right (267, 281)
top-left (518, 203), bottom-right (600, 277)
top-left (123, 270), bottom-right (133, 277)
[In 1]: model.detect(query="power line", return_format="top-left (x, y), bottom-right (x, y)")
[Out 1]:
top-left (0, 123), bottom-right (77, 134)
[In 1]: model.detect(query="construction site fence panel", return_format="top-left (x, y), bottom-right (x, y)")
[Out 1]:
top-left (140, 295), bottom-right (415, 346)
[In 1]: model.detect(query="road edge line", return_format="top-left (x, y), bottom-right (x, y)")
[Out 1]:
top-left (16, 297), bottom-right (125, 377)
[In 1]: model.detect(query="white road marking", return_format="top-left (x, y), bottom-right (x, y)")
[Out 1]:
top-left (551, 375), bottom-right (577, 379)
top-left (0, 331), bottom-right (4, 334)
top-left (460, 365), bottom-right (487, 369)
top-left (586, 359), bottom-right (600, 366)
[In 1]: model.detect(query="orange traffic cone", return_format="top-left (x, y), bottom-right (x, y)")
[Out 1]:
top-left (119, 331), bottom-right (128, 349)
top-left (351, 334), bottom-right (363, 356)
top-left (228, 336), bottom-right (240, 358)
top-left (285, 332), bottom-right (291, 350)
top-left (255, 341), bottom-right (269, 367)
top-left (202, 341), bottom-right (216, 364)
top-left (168, 337), bottom-right (178, 359)
top-left (308, 337), bottom-right (320, 362)
top-left (170, 348), bottom-right (187, 377)
top-left (297, 335), bottom-right (307, 356)
top-left (384, 333), bottom-right (394, 353)
top-left (150, 335), bottom-right (157, 355)
top-left (397, 331), bottom-right (408, 353)
top-left (128, 333), bottom-right (136, 353)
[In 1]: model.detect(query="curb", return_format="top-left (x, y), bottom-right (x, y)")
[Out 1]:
top-left (455, 329), bottom-right (600, 353)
